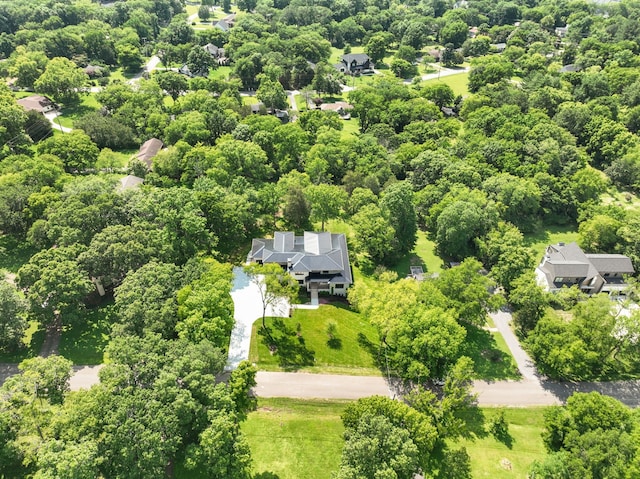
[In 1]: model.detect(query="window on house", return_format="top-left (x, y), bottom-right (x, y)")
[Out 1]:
top-left (334, 284), bottom-right (343, 289)
top-left (298, 280), bottom-right (304, 285)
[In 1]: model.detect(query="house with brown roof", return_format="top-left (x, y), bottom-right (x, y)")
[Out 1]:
top-left (17, 95), bottom-right (57, 114)
top-left (135, 138), bottom-right (163, 169)
top-left (536, 242), bottom-right (635, 294)
top-left (320, 101), bottom-right (353, 119)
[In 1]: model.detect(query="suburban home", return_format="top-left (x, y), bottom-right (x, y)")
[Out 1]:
top-left (135, 138), bottom-right (163, 169)
top-left (335, 53), bottom-right (374, 75)
top-left (248, 231), bottom-right (353, 296)
top-left (17, 95), bottom-right (57, 114)
top-left (214, 14), bottom-right (235, 32)
top-left (320, 101), bottom-right (353, 119)
top-left (203, 43), bottom-right (228, 65)
top-left (535, 242), bottom-right (635, 294)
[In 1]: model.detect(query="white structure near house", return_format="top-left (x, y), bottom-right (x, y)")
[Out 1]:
top-left (248, 231), bottom-right (353, 296)
top-left (536, 242), bottom-right (635, 294)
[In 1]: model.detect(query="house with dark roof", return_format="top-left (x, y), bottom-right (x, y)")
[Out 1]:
top-left (335, 53), bottom-right (374, 75)
top-left (135, 138), bottom-right (163, 169)
top-left (248, 231), bottom-right (353, 296)
top-left (17, 95), bottom-right (57, 114)
top-left (535, 242), bottom-right (635, 294)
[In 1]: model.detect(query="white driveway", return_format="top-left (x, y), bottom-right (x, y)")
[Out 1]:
top-left (226, 267), bottom-right (290, 370)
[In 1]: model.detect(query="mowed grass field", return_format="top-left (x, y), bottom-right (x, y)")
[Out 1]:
top-left (249, 304), bottom-right (381, 375)
top-left (421, 71), bottom-right (470, 96)
top-left (241, 398), bottom-right (548, 479)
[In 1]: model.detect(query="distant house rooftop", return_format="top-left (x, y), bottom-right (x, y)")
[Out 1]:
top-left (17, 95), bottom-right (57, 114)
top-left (118, 174), bottom-right (144, 191)
top-left (136, 138), bottom-right (163, 169)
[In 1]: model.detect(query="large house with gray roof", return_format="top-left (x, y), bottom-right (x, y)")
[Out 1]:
top-left (535, 242), bottom-right (634, 294)
top-left (248, 231), bottom-right (353, 296)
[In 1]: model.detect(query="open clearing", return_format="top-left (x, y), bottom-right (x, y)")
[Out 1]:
top-left (240, 398), bottom-right (547, 479)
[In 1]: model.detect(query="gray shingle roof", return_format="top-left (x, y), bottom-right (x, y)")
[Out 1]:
top-left (249, 232), bottom-right (352, 284)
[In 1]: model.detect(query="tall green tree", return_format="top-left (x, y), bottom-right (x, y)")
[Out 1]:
top-left (0, 282), bottom-right (28, 353)
top-left (305, 183), bottom-right (347, 231)
top-left (34, 57), bottom-right (88, 104)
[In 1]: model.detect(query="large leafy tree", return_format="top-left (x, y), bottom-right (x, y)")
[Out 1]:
top-left (34, 57), bottom-right (88, 104)
top-left (16, 245), bottom-right (93, 325)
top-left (114, 261), bottom-right (184, 338)
top-left (0, 282), bottom-right (28, 353)
top-left (380, 181), bottom-right (417, 258)
top-left (305, 183), bottom-right (347, 231)
top-left (435, 258), bottom-right (503, 327)
top-left (531, 392), bottom-right (638, 479)
top-left (333, 414), bottom-right (420, 479)
top-left (37, 131), bottom-right (100, 173)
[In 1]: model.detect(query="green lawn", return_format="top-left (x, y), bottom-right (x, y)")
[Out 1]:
top-left (209, 65), bottom-right (233, 81)
top-left (340, 117), bottom-right (360, 139)
top-left (249, 304), bottom-right (381, 375)
top-left (454, 408), bottom-right (547, 478)
top-left (0, 320), bottom-right (45, 363)
top-left (421, 71), bottom-right (470, 96)
top-left (56, 94), bottom-right (101, 128)
top-left (393, 230), bottom-right (444, 278)
top-left (242, 398), bottom-right (348, 479)
top-left (523, 224), bottom-right (579, 263)
top-left (462, 323), bottom-right (520, 380)
top-left (240, 399), bottom-right (548, 479)
top-left (242, 94), bottom-right (260, 105)
top-left (59, 301), bottom-right (113, 365)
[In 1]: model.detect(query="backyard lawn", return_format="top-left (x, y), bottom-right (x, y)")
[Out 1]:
top-left (249, 304), bottom-right (381, 375)
top-left (454, 407), bottom-right (547, 479)
top-left (239, 398), bottom-right (548, 479)
top-left (56, 93), bottom-right (101, 128)
top-left (59, 301), bottom-right (114, 365)
top-left (393, 230), bottom-right (444, 278)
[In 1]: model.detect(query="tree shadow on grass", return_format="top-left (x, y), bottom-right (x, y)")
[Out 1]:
top-left (254, 472), bottom-right (280, 479)
top-left (327, 337), bottom-right (342, 349)
top-left (462, 324), bottom-right (520, 381)
top-left (260, 318), bottom-right (315, 371)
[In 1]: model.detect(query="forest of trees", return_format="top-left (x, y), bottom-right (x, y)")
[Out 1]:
top-left (1, 0), bottom-right (640, 476)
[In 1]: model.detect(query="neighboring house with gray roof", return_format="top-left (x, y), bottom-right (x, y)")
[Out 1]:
top-left (536, 242), bottom-right (634, 294)
top-left (248, 231), bottom-right (353, 296)
top-left (335, 53), bottom-right (374, 75)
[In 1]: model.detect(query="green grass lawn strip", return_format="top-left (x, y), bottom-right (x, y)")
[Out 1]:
top-left (249, 304), bottom-right (381, 374)
top-left (421, 71), bottom-right (470, 96)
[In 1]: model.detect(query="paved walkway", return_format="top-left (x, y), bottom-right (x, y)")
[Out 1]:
top-left (226, 267), bottom-right (289, 371)
top-left (489, 309), bottom-right (540, 382)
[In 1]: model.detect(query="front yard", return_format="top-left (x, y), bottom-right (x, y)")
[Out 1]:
top-left (233, 398), bottom-right (549, 479)
top-left (248, 304), bottom-right (381, 375)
